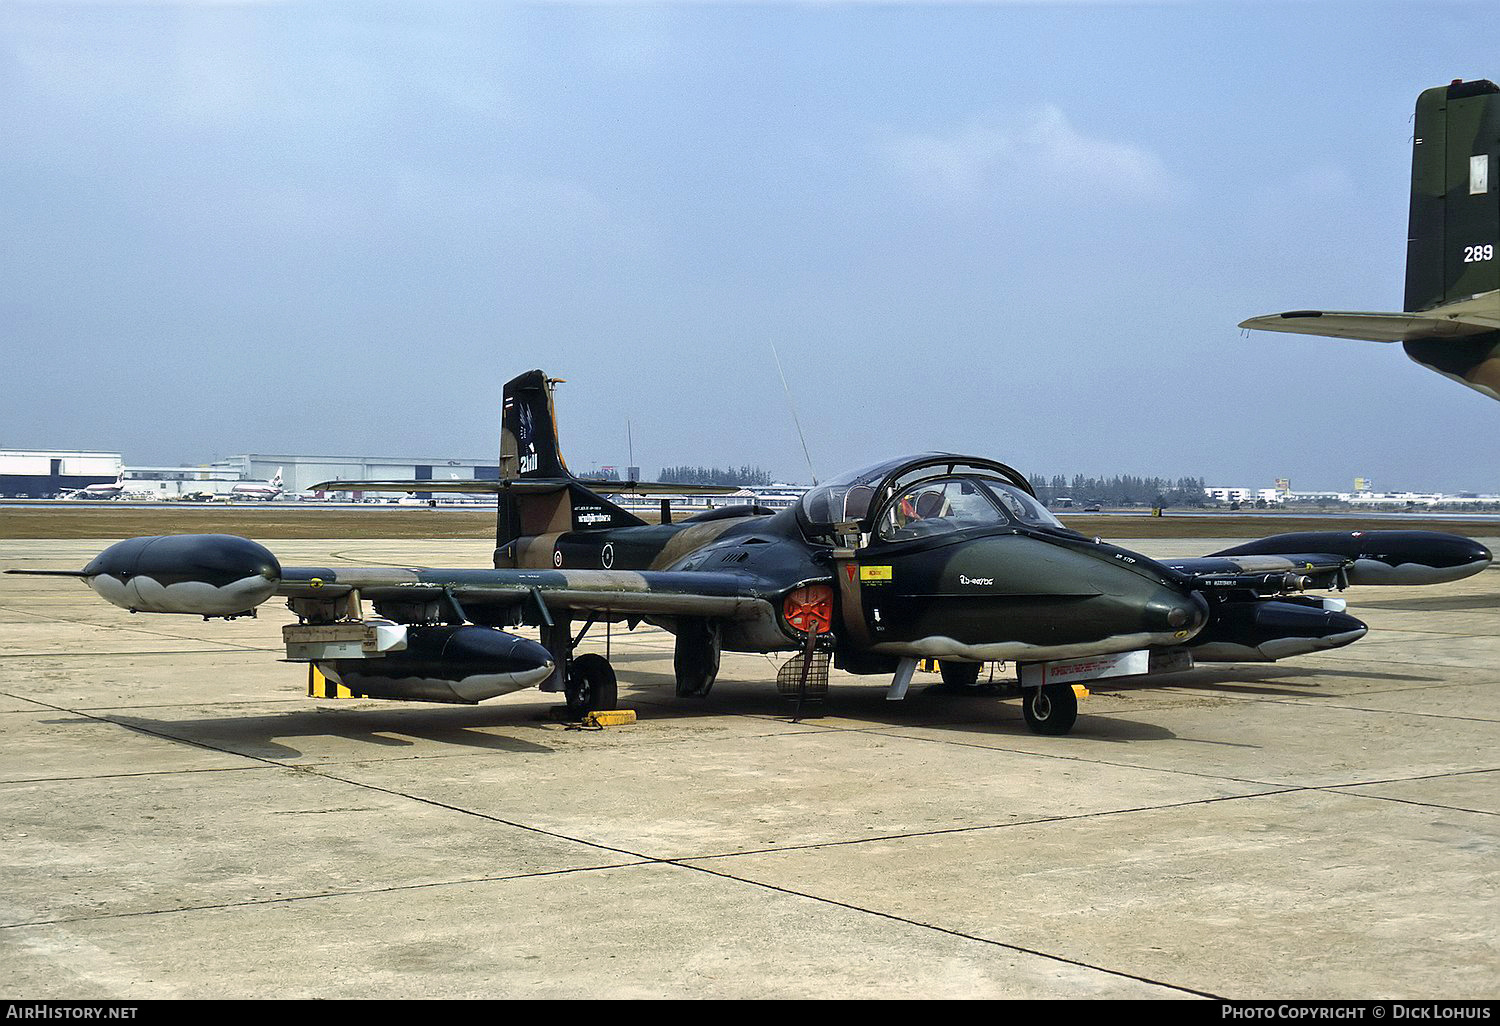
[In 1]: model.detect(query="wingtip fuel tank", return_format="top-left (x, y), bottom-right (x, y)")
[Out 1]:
top-left (1211, 531), bottom-right (1492, 587)
top-left (81, 535), bottom-right (282, 616)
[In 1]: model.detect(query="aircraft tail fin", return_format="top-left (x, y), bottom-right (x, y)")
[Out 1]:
top-left (495, 371), bottom-right (644, 564)
top-left (502, 370), bottom-right (572, 481)
top-left (1406, 79), bottom-right (1500, 313)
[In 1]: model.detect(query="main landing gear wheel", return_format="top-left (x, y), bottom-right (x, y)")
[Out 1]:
top-left (937, 661), bottom-right (1007, 696)
top-left (565, 653), bottom-right (618, 719)
top-left (674, 617), bottom-right (721, 698)
top-left (1022, 683), bottom-right (1078, 736)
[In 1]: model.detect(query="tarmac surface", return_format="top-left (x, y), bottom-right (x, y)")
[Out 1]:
top-left (1, 536), bottom-right (1496, 1000)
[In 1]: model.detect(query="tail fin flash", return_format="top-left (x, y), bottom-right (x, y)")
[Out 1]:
top-left (1406, 79), bottom-right (1500, 313)
top-left (502, 370), bottom-right (570, 480)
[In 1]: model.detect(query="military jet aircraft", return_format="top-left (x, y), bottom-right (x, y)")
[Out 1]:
top-left (1241, 78), bottom-right (1500, 400)
top-left (10, 370), bottom-right (1491, 735)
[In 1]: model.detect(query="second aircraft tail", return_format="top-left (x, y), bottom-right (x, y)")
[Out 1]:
top-left (1239, 78), bottom-right (1500, 400)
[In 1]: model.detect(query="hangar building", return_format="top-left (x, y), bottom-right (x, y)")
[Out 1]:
top-left (0, 450), bottom-right (121, 497)
top-left (210, 454), bottom-right (499, 496)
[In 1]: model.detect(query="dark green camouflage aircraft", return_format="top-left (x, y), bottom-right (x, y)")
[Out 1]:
top-left (10, 370), bottom-right (1491, 735)
top-left (1242, 79), bottom-right (1500, 399)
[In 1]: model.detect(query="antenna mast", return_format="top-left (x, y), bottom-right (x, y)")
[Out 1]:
top-left (771, 342), bottom-right (818, 486)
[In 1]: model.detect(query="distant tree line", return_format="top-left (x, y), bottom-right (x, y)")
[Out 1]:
top-left (658, 464), bottom-right (774, 487)
top-left (1027, 474), bottom-right (1208, 508)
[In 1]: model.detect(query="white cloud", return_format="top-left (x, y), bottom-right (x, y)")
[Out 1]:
top-left (882, 105), bottom-right (1173, 205)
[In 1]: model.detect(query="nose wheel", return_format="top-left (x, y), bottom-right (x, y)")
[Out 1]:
top-left (1022, 683), bottom-right (1078, 735)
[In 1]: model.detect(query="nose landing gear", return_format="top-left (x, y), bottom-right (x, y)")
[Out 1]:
top-left (1022, 683), bottom-right (1078, 735)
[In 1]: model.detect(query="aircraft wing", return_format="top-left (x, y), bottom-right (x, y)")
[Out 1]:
top-left (1240, 292), bottom-right (1500, 343)
top-left (5, 534), bottom-right (781, 621)
top-left (276, 564), bottom-right (774, 619)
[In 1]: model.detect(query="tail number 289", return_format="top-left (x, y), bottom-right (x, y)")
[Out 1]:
top-left (1463, 244), bottom-right (1494, 263)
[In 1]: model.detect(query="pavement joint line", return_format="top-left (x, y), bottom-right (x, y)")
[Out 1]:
top-left (1318, 768), bottom-right (1500, 817)
top-left (0, 850), bottom-right (1225, 999)
top-left (1, 765), bottom-right (277, 785)
top-left (1, 697), bottom-right (308, 713)
top-left (1132, 691), bottom-right (1500, 724)
top-left (17, 688), bottom-right (1496, 801)
top-left (0, 693), bottom-right (60, 713)
top-left (296, 765), bottom-right (686, 862)
top-left (5, 756), bottom-right (1492, 945)
top-left (10, 698), bottom-right (691, 872)
top-left (0, 604), bottom-right (273, 651)
top-left (669, 787), bottom-right (1310, 863)
top-left (660, 768), bottom-right (1499, 861)
top-left (730, 722), bottom-right (1500, 804)
top-left (1319, 789), bottom-right (1499, 818)
top-left (77, 748), bottom-right (1232, 1005)
top-left (667, 860), bottom-right (1225, 1000)
top-left (7, 696), bottom-right (402, 770)
top-left (0, 860), bottom-right (655, 933)
top-left (823, 722), bottom-right (1305, 789)
top-left (1322, 792), bottom-right (1497, 817)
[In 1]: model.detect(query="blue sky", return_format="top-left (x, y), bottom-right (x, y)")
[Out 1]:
top-left (1, 1), bottom-right (1495, 492)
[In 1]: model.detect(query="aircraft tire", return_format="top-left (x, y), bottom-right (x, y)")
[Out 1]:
top-left (673, 618), bottom-right (721, 698)
top-left (938, 661), bottom-right (981, 689)
top-left (565, 653), bottom-right (619, 718)
top-left (1022, 683), bottom-right (1077, 736)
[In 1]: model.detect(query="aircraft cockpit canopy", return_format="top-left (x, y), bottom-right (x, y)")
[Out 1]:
top-left (797, 457), bottom-right (908, 530)
top-left (796, 453), bottom-right (1055, 541)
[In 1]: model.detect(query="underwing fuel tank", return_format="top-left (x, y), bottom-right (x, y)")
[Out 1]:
top-left (315, 626), bottom-right (555, 704)
top-left (1189, 600), bottom-right (1368, 662)
top-left (81, 535), bottom-right (281, 616)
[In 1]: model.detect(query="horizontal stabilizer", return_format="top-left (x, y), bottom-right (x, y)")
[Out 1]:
top-left (1241, 290), bottom-right (1500, 343)
top-left (309, 478), bottom-right (744, 496)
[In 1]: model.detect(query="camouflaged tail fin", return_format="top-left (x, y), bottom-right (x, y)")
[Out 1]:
top-left (500, 370), bottom-right (571, 481)
top-left (1406, 79), bottom-right (1500, 313)
top-left (493, 370), bottom-right (645, 566)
